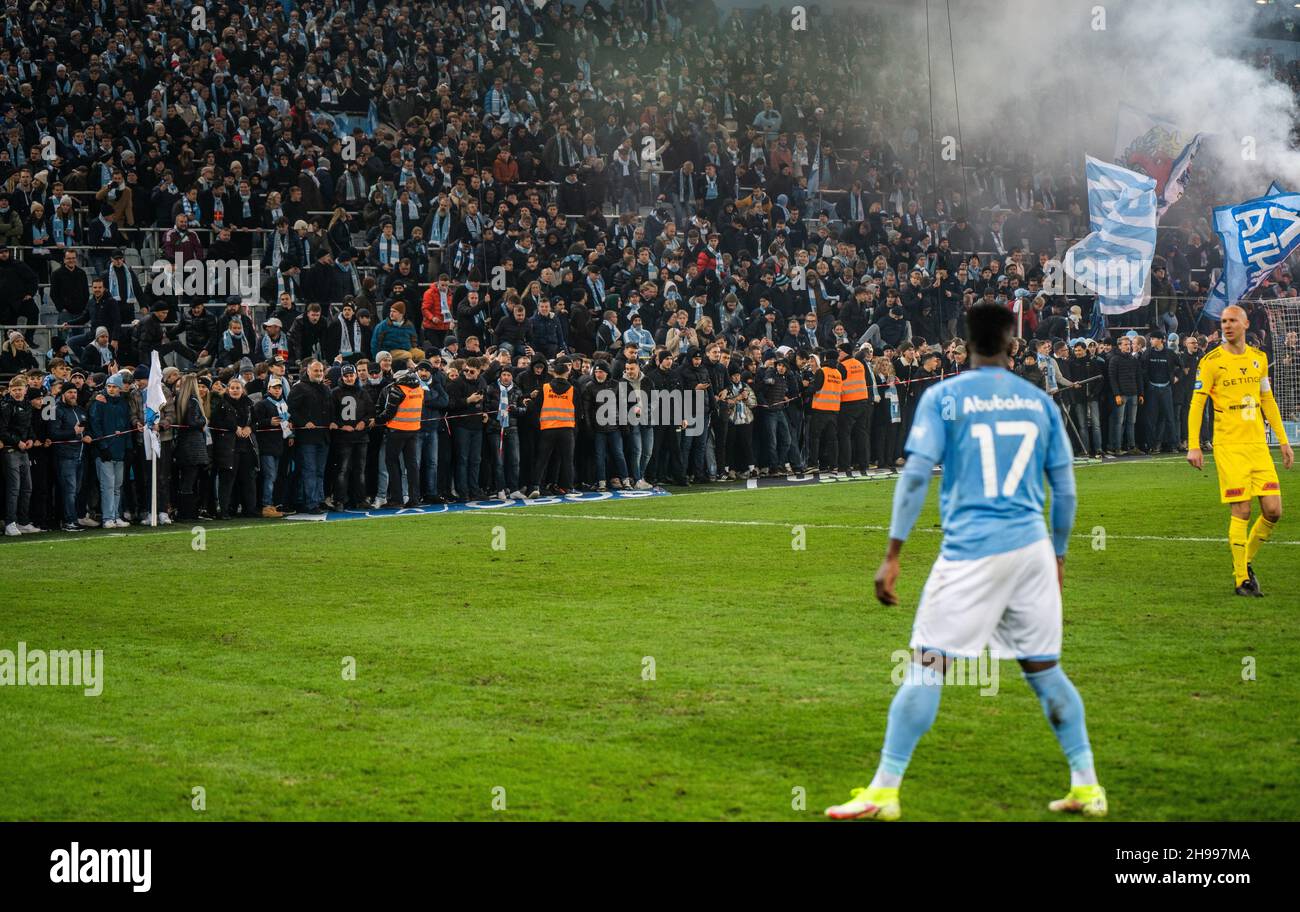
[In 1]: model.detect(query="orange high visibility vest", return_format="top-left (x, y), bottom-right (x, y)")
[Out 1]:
top-left (387, 384), bottom-right (424, 431)
top-left (840, 358), bottom-right (869, 402)
top-left (811, 366), bottom-right (842, 411)
top-left (539, 383), bottom-right (575, 429)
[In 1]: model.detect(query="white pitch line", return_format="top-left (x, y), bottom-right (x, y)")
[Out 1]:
top-left (1, 454), bottom-right (1285, 548)
top-left (462, 509), bottom-right (1299, 546)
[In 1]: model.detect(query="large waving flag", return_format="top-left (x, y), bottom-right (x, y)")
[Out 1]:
top-left (1206, 182), bottom-right (1287, 312)
top-left (1203, 184), bottom-right (1300, 319)
top-left (1115, 104), bottom-right (1203, 217)
top-left (1063, 156), bottom-right (1158, 314)
top-left (143, 350), bottom-right (165, 461)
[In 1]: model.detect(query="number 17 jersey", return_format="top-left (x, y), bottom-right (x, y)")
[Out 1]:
top-left (904, 367), bottom-right (1075, 561)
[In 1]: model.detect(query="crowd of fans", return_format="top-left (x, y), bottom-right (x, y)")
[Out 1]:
top-left (0, 0), bottom-right (1298, 536)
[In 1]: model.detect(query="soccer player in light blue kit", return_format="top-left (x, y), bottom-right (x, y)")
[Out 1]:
top-left (827, 303), bottom-right (1106, 821)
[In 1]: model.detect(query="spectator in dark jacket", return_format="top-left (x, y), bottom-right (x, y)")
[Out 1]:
top-left (329, 363), bottom-right (376, 509)
top-left (482, 363), bottom-right (526, 498)
top-left (494, 303), bottom-right (530, 354)
top-left (445, 356), bottom-right (489, 500)
top-left (527, 298), bottom-right (568, 357)
top-left (1107, 335), bottom-right (1143, 454)
top-left (0, 245), bottom-right (39, 326)
top-left (49, 250), bottom-right (90, 323)
top-left (413, 360), bottom-right (449, 504)
top-left (172, 374), bottom-right (210, 521)
top-left (1061, 341), bottom-right (1105, 456)
top-left (581, 361), bottom-right (628, 490)
top-left (209, 378), bottom-right (259, 519)
top-left (253, 377), bottom-right (292, 515)
top-left (48, 383), bottom-right (90, 530)
top-left (0, 332), bottom-right (39, 376)
top-left (290, 303), bottom-right (330, 365)
top-left (175, 301), bottom-right (217, 367)
top-left (287, 360), bottom-right (333, 513)
top-left (0, 375), bottom-right (37, 533)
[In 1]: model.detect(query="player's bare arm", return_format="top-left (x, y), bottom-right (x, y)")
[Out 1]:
top-left (875, 538), bottom-right (903, 606)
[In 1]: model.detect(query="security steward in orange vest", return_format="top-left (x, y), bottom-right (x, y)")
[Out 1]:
top-left (527, 356), bottom-right (577, 497)
top-left (836, 343), bottom-right (872, 475)
top-left (377, 368), bottom-right (425, 507)
top-left (807, 349), bottom-right (842, 474)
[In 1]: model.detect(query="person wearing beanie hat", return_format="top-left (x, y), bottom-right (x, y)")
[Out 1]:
top-left (328, 356), bottom-right (376, 512)
top-left (583, 359), bottom-right (628, 492)
top-left (375, 363), bottom-right (425, 507)
top-left (526, 353), bottom-right (577, 497)
top-left (720, 357), bottom-right (758, 478)
top-left (1141, 330), bottom-right (1180, 455)
top-left (483, 360), bottom-right (525, 500)
top-left (834, 343), bottom-right (872, 476)
top-left (0, 330), bottom-right (38, 376)
top-left (1062, 334), bottom-right (1105, 458)
top-left (87, 368), bottom-right (134, 527)
top-left (412, 358), bottom-right (450, 504)
top-left (803, 344), bottom-right (843, 476)
top-left (48, 378), bottom-right (91, 531)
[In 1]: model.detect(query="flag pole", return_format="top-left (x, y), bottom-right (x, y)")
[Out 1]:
top-left (150, 450), bottom-right (158, 527)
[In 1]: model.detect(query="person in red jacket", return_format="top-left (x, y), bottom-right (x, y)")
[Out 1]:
top-left (695, 232), bottom-right (720, 276)
top-left (421, 273), bottom-right (455, 351)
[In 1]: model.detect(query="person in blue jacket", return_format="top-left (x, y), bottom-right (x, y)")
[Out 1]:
top-left (88, 374), bottom-right (135, 527)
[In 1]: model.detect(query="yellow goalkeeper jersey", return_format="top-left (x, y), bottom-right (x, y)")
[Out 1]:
top-left (1188, 344), bottom-right (1290, 450)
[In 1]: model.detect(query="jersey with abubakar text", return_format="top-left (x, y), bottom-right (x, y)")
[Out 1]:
top-left (904, 367), bottom-right (1074, 561)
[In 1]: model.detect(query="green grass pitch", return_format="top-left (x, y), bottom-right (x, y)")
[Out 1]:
top-left (2, 455), bottom-right (1296, 821)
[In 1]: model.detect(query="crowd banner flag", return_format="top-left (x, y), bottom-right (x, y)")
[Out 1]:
top-left (1203, 180), bottom-right (1291, 319)
top-left (1063, 156), bottom-right (1157, 315)
top-left (1203, 185), bottom-right (1300, 320)
top-left (1114, 104), bottom-right (1203, 217)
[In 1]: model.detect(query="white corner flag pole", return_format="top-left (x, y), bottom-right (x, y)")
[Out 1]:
top-left (144, 350), bottom-right (165, 527)
top-left (150, 448), bottom-right (158, 528)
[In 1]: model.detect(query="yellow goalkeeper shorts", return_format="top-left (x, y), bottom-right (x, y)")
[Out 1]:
top-left (1213, 444), bottom-right (1281, 503)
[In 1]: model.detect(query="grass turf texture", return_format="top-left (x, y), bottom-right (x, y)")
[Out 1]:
top-left (2, 455), bottom-right (1296, 821)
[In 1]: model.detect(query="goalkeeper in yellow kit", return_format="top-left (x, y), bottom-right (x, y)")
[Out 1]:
top-left (1187, 305), bottom-right (1294, 596)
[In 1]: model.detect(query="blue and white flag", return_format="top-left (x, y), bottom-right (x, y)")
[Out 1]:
top-left (1063, 156), bottom-right (1158, 314)
top-left (1203, 183), bottom-right (1300, 319)
top-left (807, 141), bottom-right (821, 195)
top-left (143, 350), bottom-right (165, 461)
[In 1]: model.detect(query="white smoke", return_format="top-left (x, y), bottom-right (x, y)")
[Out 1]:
top-left (903, 0), bottom-right (1300, 204)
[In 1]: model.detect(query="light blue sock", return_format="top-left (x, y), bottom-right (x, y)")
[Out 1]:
top-left (876, 661), bottom-right (944, 783)
top-left (1023, 665), bottom-right (1095, 779)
